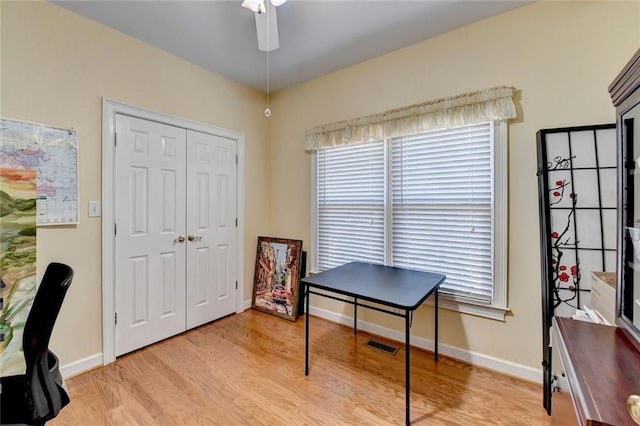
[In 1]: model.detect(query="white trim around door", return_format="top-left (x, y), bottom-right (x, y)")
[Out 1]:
top-left (101, 99), bottom-right (245, 365)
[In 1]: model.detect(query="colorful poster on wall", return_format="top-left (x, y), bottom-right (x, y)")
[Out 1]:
top-left (0, 117), bottom-right (78, 225)
top-left (0, 168), bottom-right (37, 376)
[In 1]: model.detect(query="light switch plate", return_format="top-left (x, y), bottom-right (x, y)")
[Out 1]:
top-left (88, 201), bottom-right (101, 217)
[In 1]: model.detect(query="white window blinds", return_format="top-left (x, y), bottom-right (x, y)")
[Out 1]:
top-left (314, 121), bottom-right (501, 306)
top-left (390, 122), bottom-right (494, 302)
top-left (317, 141), bottom-right (385, 271)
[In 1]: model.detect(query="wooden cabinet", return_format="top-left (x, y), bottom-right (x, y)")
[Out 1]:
top-left (611, 48), bottom-right (640, 349)
top-left (553, 317), bottom-right (640, 425)
top-left (548, 48), bottom-right (640, 426)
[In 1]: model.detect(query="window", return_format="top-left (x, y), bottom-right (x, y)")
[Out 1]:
top-left (316, 141), bottom-right (385, 270)
top-left (312, 121), bottom-right (508, 320)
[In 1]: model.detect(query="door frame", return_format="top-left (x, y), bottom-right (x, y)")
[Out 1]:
top-left (101, 99), bottom-right (245, 365)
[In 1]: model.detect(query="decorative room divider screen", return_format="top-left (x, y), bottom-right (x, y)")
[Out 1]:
top-left (536, 123), bottom-right (616, 414)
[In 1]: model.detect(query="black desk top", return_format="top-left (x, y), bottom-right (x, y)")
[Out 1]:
top-left (301, 262), bottom-right (446, 310)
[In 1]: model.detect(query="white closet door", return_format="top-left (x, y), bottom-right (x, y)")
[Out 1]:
top-left (186, 130), bottom-right (237, 328)
top-left (115, 114), bottom-right (187, 356)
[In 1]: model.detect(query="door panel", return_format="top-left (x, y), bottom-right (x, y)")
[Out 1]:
top-left (115, 114), bottom-right (187, 356)
top-left (216, 245), bottom-right (230, 300)
top-left (130, 255), bottom-right (148, 325)
top-left (186, 130), bottom-right (237, 328)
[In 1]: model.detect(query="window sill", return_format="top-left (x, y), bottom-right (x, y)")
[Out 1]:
top-left (426, 295), bottom-right (510, 321)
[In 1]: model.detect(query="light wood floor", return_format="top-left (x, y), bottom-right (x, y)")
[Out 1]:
top-left (51, 310), bottom-right (553, 425)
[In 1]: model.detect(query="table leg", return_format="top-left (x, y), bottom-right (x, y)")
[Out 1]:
top-left (434, 288), bottom-right (439, 362)
top-left (405, 309), bottom-right (411, 425)
top-left (305, 284), bottom-right (310, 376)
top-left (354, 297), bottom-right (358, 334)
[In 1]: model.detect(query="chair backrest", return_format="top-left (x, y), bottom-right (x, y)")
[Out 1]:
top-left (23, 262), bottom-right (73, 421)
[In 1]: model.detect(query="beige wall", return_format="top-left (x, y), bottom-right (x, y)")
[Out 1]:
top-left (269, 1), bottom-right (640, 370)
top-left (1, 1), bottom-right (270, 365)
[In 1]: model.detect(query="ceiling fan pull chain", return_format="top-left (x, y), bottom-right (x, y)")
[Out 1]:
top-left (264, 0), bottom-right (272, 117)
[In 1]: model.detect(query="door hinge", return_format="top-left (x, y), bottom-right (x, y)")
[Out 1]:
top-left (235, 218), bottom-right (238, 227)
top-left (114, 312), bottom-right (118, 325)
top-left (235, 281), bottom-right (238, 290)
top-left (114, 223), bottom-right (117, 236)
top-left (114, 133), bottom-right (117, 147)
top-left (235, 154), bottom-right (238, 165)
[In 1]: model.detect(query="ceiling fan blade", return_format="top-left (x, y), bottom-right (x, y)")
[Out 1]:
top-left (255, 1), bottom-right (279, 52)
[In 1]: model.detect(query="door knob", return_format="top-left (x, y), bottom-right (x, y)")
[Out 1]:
top-left (174, 235), bottom-right (185, 244)
top-left (187, 234), bottom-right (202, 242)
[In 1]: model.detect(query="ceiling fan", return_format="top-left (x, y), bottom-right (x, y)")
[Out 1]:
top-left (241, 0), bottom-right (288, 52)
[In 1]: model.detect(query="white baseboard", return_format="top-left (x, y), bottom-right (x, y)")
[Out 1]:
top-left (308, 305), bottom-right (542, 384)
top-left (64, 302), bottom-right (541, 384)
top-left (60, 353), bottom-right (103, 379)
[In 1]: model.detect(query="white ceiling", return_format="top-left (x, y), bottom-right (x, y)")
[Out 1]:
top-left (52, 0), bottom-right (530, 93)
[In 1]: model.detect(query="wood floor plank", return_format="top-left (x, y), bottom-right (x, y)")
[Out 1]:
top-left (51, 310), bottom-right (552, 425)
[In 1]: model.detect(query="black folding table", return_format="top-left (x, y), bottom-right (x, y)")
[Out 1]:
top-left (302, 261), bottom-right (446, 426)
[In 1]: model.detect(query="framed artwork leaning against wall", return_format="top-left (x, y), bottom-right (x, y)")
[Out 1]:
top-left (251, 236), bottom-right (303, 321)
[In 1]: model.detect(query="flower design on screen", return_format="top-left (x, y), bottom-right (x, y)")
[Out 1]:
top-left (549, 179), bottom-right (580, 309)
top-left (548, 155), bottom-right (574, 171)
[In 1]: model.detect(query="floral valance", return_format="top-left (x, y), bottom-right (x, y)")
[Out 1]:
top-left (305, 86), bottom-right (517, 151)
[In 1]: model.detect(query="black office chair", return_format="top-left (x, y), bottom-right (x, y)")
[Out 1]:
top-left (1, 262), bottom-right (73, 425)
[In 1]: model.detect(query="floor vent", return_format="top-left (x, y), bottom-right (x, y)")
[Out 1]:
top-left (366, 339), bottom-right (398, 355)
